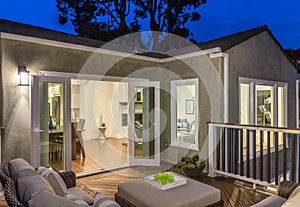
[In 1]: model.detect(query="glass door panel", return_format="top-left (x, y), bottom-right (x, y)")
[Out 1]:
top-left (255, 85), bottom-right (274, 127)
top-left (134, 87), bottom-right (155, 158)
top-left (31, 76), bottom-right (71, 171)
top-left (129, 82), bottom-right (160, 166)
top-left (40, 82), bottom-right (65, 170)
top-left (278, 86), bottom-right (285, 127)
top-left (240, 83), bottom-right (250, 151)
top-left (240, 83), bottom-right (250, 125)
top-left (278, 86), bottom-right (285, 145)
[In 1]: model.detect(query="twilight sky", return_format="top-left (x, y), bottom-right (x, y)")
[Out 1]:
top-left (0, 0), bottom-right (300, 49)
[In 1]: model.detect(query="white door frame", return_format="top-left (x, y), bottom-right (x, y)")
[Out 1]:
top-left (30, 75), bottom-right (71, 170)
top-left (239, 77), bottom-right (288, 127)
top-left (39, 71), bottom-right (158, 169)
top-left (128, 81), bottom-right (160, 166)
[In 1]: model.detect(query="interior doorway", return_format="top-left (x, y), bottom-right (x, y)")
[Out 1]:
top-left (32, 71), bottom-right (161, 176)
top-left (71, 80), bottom-right (129, 174)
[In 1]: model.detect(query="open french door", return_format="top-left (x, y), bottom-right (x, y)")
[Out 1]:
top-left (128, 82), bottom-right (160, 166)
top-left (30, 75), bottom-right (71, 171)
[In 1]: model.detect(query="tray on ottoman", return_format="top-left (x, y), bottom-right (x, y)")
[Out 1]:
top-left (144, 172), bottom-right (186, 190)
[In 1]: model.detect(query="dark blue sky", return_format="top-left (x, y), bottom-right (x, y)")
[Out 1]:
top-left (1, 0), bottom-right (300, 49)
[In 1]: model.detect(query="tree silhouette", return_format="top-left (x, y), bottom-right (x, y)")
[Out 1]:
top-left (56, 0), bottom-right (207, 48)
top-left (286, 48), bottom-right (300, 72)
top-left (57, 0), bottom-right (140, 41)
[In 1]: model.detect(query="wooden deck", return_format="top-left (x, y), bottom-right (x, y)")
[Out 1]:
top-left (77, 166), bottom-right (271, 207)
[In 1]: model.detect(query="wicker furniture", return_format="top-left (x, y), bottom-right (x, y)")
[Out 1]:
top-left (115, 176), bottom-right (223, 207)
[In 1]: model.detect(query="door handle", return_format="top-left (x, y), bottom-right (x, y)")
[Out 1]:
top-left (33, 129), bottom-right (44, 133)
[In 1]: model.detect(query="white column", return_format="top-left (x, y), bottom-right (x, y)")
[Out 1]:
top-left (208, 123), bottom-right (217, 177)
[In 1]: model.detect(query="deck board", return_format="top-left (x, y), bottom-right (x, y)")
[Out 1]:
top-left (77, 166), bottom-right (270, 207)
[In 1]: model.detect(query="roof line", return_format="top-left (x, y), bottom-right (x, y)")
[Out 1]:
top-left (0, 31), bottom-right (220, 63)
top-left (198, 25), bottom-right (269, 51)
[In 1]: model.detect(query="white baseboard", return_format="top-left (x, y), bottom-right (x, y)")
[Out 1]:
top-left (83, 135), bottom-right (99, 140)
top-left (106, 133), bottom-right (127, 139)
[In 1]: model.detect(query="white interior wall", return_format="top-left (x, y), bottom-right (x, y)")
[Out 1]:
top-left (71, 80), bottom-right (128, 140)
top-left (80, 81), bottom-right (99, 140)
top-left (112, 83), bottom-right (128, 137)
top-left (95, 82), bottom-right (128, 138)
top-left (177, 85), bottom-right (195, 123)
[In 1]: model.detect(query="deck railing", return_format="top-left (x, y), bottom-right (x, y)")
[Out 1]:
top-left (208, 122), bottom-right (300, 188)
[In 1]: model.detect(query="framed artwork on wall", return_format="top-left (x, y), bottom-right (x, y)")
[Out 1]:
top-left (121, 113), bottom-right (128, 126)
top-left (185, 99), bottom-right (194, 114)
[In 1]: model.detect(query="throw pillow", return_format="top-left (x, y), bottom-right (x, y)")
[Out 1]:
top-left (0, 165), bottom-right (24, 207)
top-left (66, 194), bottom-right (89, 207)
top-left (282, 186), bottom-right (300, 207)
top-left (37, 166), bottom-right (68, 197)
top-left (182, 122), bottom-right (189, 129)
top-left (94, 192), bottom-right (120, 207)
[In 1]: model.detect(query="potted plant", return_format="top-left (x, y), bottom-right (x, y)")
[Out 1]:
top-left (176, 154), bottom-right (206, 177)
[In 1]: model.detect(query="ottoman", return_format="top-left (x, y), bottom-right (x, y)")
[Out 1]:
top-left (115, 176), bottom-right (223, 207)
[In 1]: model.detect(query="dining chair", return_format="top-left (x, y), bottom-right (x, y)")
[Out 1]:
top-left (76, 119), bottom-right (86, 158)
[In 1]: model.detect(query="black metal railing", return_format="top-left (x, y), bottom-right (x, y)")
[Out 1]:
top-left (208, 122), bottom-right (300, 187)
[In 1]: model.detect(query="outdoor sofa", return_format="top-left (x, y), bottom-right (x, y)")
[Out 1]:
top-left (251, 180), bottom-right (300, 207)
top-left (0, 158), bottom-right (120, 207)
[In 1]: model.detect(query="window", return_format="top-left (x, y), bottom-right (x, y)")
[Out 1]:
top-left (239, 78), bottom-right (287, 127)
top-left (171, 79), bottom-right (199, 151)
top-left (239, 78), bottom-right (287, 148)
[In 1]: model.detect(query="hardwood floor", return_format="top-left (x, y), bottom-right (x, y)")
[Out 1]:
top-left (77, 166), bottom-right (271, 207)
top-left (72, 138), bottom-right (270, 206)
top-left (72, 137), bottom-right (143, 174)
top-left (72, 153), bottom-right (101, 173)
top-left (71, 138), bottom-right (127, 173)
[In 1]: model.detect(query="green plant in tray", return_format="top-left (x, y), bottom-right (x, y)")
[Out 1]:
top-left (154, 172), bottom-right (174, 185)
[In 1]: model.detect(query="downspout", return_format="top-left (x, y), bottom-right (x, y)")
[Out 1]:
top-left (210, 52), bottom-right (229, 123)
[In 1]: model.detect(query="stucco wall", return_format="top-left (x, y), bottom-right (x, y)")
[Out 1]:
top-left (1, 30), bottom-right (295, 166)
top-left (227, 31), bottom-right (297, 127)
top-left (159, 56), bottom-right (223, 163)
top-left (1, 39), bottom-right (92, 163)
top-left (0, 37), bottom-right (223, 164)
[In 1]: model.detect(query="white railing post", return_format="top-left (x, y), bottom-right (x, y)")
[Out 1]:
top-left (208, 123), bottom-right (217, 177)
top-left (297, 137), bottom-right (300, 182)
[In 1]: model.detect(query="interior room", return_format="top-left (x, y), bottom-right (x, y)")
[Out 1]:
top-left (175, 84), bottom-right (196, 145)
top-left (71, 79), bottom-right (129, 174)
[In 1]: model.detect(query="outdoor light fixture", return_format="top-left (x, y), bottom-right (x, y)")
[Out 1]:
top-left (18, 65), bottom-right (30, 86)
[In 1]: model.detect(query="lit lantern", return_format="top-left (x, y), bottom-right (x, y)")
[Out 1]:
top-left (18, 65), bottom-right (30, 86)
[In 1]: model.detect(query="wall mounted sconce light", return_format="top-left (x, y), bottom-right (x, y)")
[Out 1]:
top-left (18, 65), bottom-right (30, 86)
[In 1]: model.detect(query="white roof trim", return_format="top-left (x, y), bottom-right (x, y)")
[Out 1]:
top-left (0, 32), bottom-right (221, 62)
top-left (163, 47), bottom-right (221, 62)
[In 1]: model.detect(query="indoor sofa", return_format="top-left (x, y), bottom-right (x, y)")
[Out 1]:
top-left (0, 158), bottom-right (119, 207)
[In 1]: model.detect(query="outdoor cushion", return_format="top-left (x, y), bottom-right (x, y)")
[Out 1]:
top-left (28, 191), bottom-right (82, 207)
top-left (281, 186), bottom-right (300, 207)
top-left (68, 186), bottom-right (94, 205)
top-left (251, 195), bottom-right (286, 207)
top-left (66, 194), bottom-right (89, 207)
top-left (8, 158), bottom-right (38, 183)
top-left (0, 164), bottom-right (24, 206)
top-left (17, 174), bottom-right (55, 206)
top-left (93, 192), bottom-right (120, 207)
top-left (38, 166), bottom-right (68, 197)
